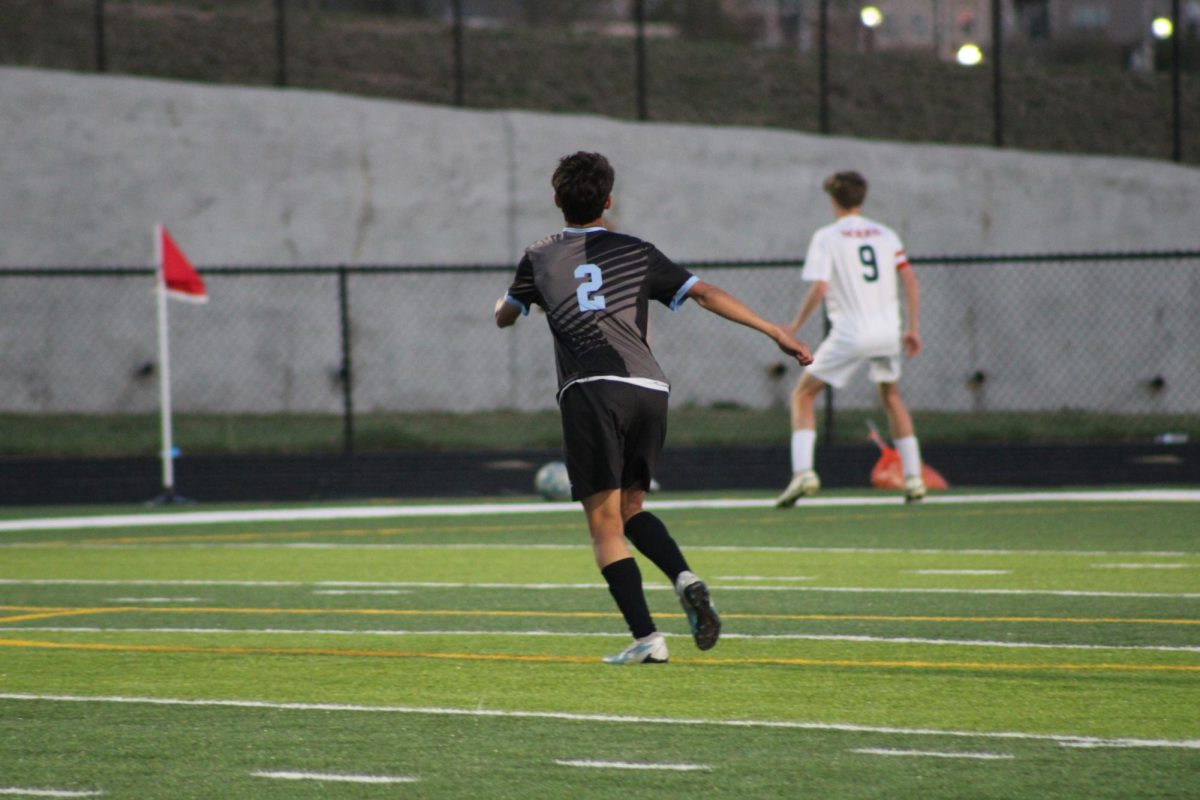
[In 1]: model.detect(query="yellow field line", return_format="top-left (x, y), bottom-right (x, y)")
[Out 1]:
top-left (0, 637), bottom-right (1196, 673)
top-left (65, 521), bottom-right (577, 547)
top-left (0, 607), bottom-right (138, 624)
top-left (0, 604), bottom-right (615, 620)
top-left (0, 637), bottom-right (596, 664)
top-left (1, 604), bottom-right (1197, 625)
top-left (736, 612), bottom-right (1200, 626)
top-left (73, 527), bottom-right (433, 546)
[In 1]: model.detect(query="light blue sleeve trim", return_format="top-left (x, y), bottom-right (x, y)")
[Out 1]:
top-left (669, 276), bottom-right (701, 312)
top-left (504, 294), bottom-right (529, 316)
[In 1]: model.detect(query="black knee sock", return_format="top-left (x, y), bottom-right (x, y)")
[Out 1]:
top-left (624, 511), bottom-right (690, 583)
top-left (600, 557), bottom-right (656, 640)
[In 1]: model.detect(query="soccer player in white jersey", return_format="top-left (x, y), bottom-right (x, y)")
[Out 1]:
top-left (775, 170), bottom-right (926, 506)
top-left (496, 152), bottom-right (812, 664)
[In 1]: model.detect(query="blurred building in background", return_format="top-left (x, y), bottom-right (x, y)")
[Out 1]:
top-left (732, 1), bottom-right (1197, 66)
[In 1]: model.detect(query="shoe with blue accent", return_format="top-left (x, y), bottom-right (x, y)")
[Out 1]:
top-left (603, 632), bottom-right (669, 665)
top-left (676, 571), bottom-right (721, 651)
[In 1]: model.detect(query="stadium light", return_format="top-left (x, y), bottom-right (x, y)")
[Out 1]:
top-left (1151, 17), bottom-right (1174, 39)
top-left (860, 6), bottom-right (883, 28)
top-left (956, 42), bottom-right (983, 66)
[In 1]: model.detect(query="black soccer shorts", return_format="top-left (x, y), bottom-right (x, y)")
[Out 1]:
top-left (558, 380), bottom-right (668, 501)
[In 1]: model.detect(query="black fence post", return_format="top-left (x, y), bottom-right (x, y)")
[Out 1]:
top-left (818, 0), bottom-right (830, 134)
top-left (94, 0), bottom-right (106, 73)
top-left (452, 0), bottom-right (465, 106)
top-left (1172, 0), bottom-right (1183, 162)
top-left (275, 0), bottom-right (287, 88)
top-left (337, 266), bottom-right (355, 455)
top-left (992, 0), bottom-right (1003, 147)
top-left (634, 0), bottom-right (648, 121)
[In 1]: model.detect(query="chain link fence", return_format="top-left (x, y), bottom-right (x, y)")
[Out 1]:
top-left (2, 0), bottom-right (1196, 163)
top-left (2, 251), bottom-right (1197, 456)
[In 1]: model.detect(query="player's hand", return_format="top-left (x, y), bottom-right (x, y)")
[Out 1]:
top-left (773, 327), bottom-right (813, 366)
top-left (903, 331), bottom-right (922, 358)
top-left (494, 295), bottom-right (521, 328)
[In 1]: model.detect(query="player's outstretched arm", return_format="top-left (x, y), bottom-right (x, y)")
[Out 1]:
top-left (899, 267), bottom-right (921, 357)
top-left (686, 280), bottom-right (813, 365)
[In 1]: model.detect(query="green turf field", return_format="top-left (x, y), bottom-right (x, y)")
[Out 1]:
top-left (1, 490), bottom-right (1198, 798)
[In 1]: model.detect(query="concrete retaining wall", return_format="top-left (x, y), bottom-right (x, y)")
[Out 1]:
top-left (2, 67), bottom-right (1198, 415)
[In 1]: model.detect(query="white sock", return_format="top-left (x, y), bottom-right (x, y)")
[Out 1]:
top-left (895, 435), bottom-right (922, 478)
top-left (790, 429), bottom-right (816, 474)
top-left (674, 570), bottom-right (698, 595)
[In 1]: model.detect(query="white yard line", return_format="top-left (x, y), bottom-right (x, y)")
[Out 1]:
top-left (0, 790), bottom-right (104, 798)
top-left (1057, 739), bottom-right (1185, 749)
top-left (2, 693), bottom-right (1197, 751)
top-left (1091, 564), bottom-right (1189, 570)
top-left (250, 770), bottom-right (417, 784)
top-left (696, 546), bottom-right (1194, 557)
top-left (716, 575), bottom-right (815, 581)
top-left (850, 748), bottom-right (1014, 760)
top-left (910, 570), bottom-right (1011, 576)
top-left (554, 759), bottom-right (710, 771)
top-left (0, 489), bottom-right (1196, 533)
top-left (311, 590), bottom-right (413, 595)
top-left (0, 578), bottom-right (1194, 599)
top-left (4, 542), bottom-right (1194, 558)
top-left (5, 626), bottom-right (1198, 653)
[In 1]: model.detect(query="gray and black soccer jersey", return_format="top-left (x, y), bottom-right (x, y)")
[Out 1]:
top-left (503, 226), bottom-right (698, 401)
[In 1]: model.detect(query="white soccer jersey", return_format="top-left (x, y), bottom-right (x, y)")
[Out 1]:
top-left (802, 213), bottom-right (909, 350)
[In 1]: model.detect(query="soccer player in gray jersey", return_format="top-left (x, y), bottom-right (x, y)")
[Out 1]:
top-left (495, 152), bottom-right (812, 664)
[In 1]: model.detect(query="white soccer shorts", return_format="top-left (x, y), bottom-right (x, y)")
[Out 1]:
top-left (806, 333), bottom-right (901, 389)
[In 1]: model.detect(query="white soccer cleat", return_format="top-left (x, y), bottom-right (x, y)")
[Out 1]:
top-left (775, 470), bottom-right (820, 508)
top-left (904, 475), bottom-right (927, 503)
top-left (602, 632), bottom-right (669, 665)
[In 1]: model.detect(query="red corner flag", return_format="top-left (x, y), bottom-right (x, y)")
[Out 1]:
top-left (158, 225), bottom-right (208, 303)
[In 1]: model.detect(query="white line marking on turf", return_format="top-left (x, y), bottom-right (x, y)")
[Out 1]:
top-left (0, 489), bottom-right (1195, 532)
top-left (8, 627), bottom-right (1200, 653)
top-left (312, 590), bottom-right (413, 595)
top-left (250, 771), bottom-right (418, 784)
top-left (1, 578), bottom-right (1194, 598)
top-left (555, 759), bottom-right (710, 772)
top-left (1091, 563), bottom-right (1189, 570)
top-left (910, 570), bottom-right (1011, 576)
top-left (717, 575), bottom-right (815, 581)
top-left (1056, 739), bottom-right (1191, 749)
top-left (4, 542), bottom-right (1193, 558)
top-left (0, 789), bottom-right (105, 798)
top-left (850, 748), bottom-right (1014, 760)
top-left (3, 693), bottom-right (1198, 751)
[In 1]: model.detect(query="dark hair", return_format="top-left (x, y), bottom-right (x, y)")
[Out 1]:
top-left (823, 171), bottom-right (868, 209)
top-left (552, 152), bottom-right (614, 225)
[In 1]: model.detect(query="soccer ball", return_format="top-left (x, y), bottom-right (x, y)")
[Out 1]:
top-left (534, 461), bottom-right (572, 501)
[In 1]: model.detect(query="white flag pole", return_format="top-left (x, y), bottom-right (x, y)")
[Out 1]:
top-left (154, 223), bottom-right (177, 498)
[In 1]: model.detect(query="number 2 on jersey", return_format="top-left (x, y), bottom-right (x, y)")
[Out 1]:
top-left (858, 245), bottom-right (879, 283)
top-left (575, 264), bottom-right (607, 311)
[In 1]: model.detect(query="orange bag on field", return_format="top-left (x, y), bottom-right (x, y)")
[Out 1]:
top-left (867, 422), bottom-right (948, 490)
